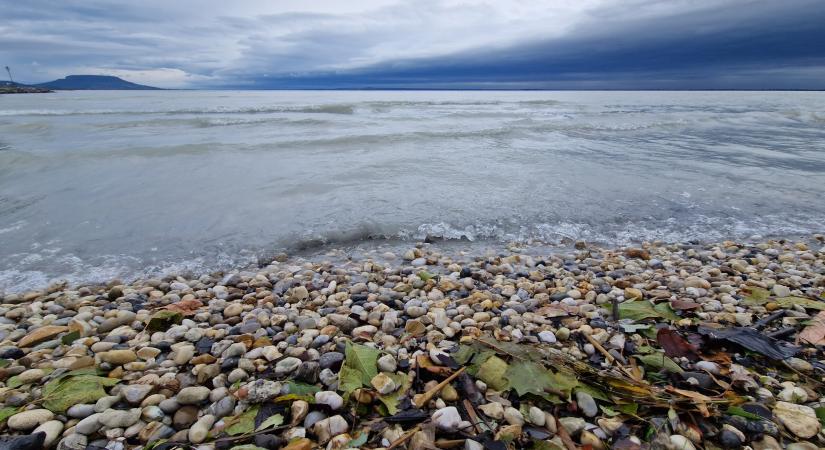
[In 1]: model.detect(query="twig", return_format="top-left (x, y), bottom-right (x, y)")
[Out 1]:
top-left (753, 309), bottom-right (786, 329)
top-left (388, 425), bottom-right (421, 450)
top-left (413, 367), bottom-right (466, 408)
top-left (462, 399), bottom-right (483, 434)
top-left (435, 439), bottom-right (466, 448)
top-left (583, 332), bottom-right (637, 380)
top-left (554, 415), bottom-right (578, 450)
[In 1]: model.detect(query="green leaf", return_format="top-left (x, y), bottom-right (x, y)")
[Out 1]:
top-left (376, 372), bottom-right (410, 415)
top-left (418, 271), bottom-right (433, 281)
top-left (41, 369), bottom-right (120, 413)
top-left (347, 431), bottom-right (369, 448)
top-left (619, 300), bottom-right (678, 321)
top-left (575, 384), bottom-right (609, 402)
top-left (284, 381), bottom-right (320, 396)
top-left (255, 414), bottom-right (284, 431)
top-left (743, 287), bottom-right (770, 304)
top-left (61, 330), bottom-right (81, 345)
top-left (0, 407), bottom-right (19, 424)
top-left (814, 407), bottom-right (825, 428)
top-left (727, 407), bottom-right (764, 421)
top-left (531, 440), bottom-right (564, 450)
top-left (0, 359), bottom-right (9, 368)
top-left (506, 360), bottom-right (577, 400)
top-left (477, 355), bottom-right (510, 392)
top-left (225, 406), bottom-right (260, 436)
top-left (145, 439), bottom-right (169, 450)
top-left (617, 403), bottom-right (639, 415)
top-left (600, 405), bottom-right (620, 417)
top-left (635, 353), bottom-right (684, 374)
top-left (776, 297), bottom-right (825, 310)
top-left (343, 341), bottom-right (379, 386)
top-left (6, 375), bottom-right (23, 388)
top-left (453, 345), bottom-right (477, 365)
top-left (146, 310), bottom-right (183, 331)
top-left (273, 394), bottom-right (315, 403)
top-left (338, 366), bottom-right (365, 399)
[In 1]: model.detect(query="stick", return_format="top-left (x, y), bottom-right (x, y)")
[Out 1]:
top-left (413, 367), bottom-right (466, 408)
top-left (388, 425), bottom-right (421, 450)
top-left (583, 332), bottom-right (637, 380)
top-left (462, 399), bottom-right (483, 434)
top-left (554, 415), bottom-right (579, 450)
top-left (435, 439), bottom-right (466, 448)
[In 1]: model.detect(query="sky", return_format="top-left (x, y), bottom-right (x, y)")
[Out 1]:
top-left (1, 0), bottom-right (825, 89)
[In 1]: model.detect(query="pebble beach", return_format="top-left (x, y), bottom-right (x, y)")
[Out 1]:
top-left (1, 236), bottom-right (824, 450)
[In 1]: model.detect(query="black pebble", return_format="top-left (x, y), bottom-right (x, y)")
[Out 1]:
top-left (0, 432), bottom-right (45, 450)
top-left (718, 430), bottom-right (743, 449)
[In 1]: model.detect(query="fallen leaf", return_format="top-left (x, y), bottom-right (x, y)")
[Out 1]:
top-left (619, 300), bottom-right (679, 322)
top-left (634, 352), bottom-right (684, 373)
top-left (657, 328), bottom-right (699, 360)
top-left (41, 368), bottom-right (120, 413)
top-left (377, 372), bottom-right (410, 415)
top-left (225, 406), bottom-right (260, 435)
top-left (284, 381), bottom-right (321, 396)
top-left (507, 360), bottom-right (577, 401)
top-left (416, 354), bottom-right (453, 376)
top-left (0, 407), bottom-right (19, 424)
top-left (255, 413), bottom-right (284, 431)
top-left (161, 298), bottom-right (203, 315)
top-left (799, 311), bottom-right (825, 345)
top-left (476, 355), bottom-right (510, 391)
top-left (146, 310), bottom-right (183, 331)
top-left (698, 326), bottom-right (798, 360)
top-left (342, 341), bottom-right (379, 386)
top-left (670, 300), bottom-right (702, 311)
top-left (776, 297), bottom-right (825, 311)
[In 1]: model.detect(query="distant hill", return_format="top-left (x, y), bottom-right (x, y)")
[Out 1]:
top-left (35, 75), bottom-right (160, 90)
top-left (0, 81), bottom-right (52, 94)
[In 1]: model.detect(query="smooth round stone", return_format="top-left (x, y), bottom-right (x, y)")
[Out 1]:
top-left (314, 391), bottom-right (343, 410)
top-left (67, 404), bottom-right (96, 419)
top-left (318, 352), bottom-right (344, 370)
top-left (99, 408), bottom-right (141, 428)
top-left (173, 405), bottom-right (200, 429)
top-left (176, 386), bottom-right (210, 404)
top-left (304, 411), bottom-right (327, 429)
top-left (0, 433), bottom-right (47, 450)
top-left (17, 368), bottom-right (46, 384)
top-left (33, 420), bottom-right (63, 448)
top-left (75, 413), bottom-right (103, 435)
top-left (575, 391), bottom-right (598, 417)
top-left (433, 406), bottom-right (461, 431)
top-left (8, 409), bottom-right (54, 430)
top-left (208, 396), bottom-right (235, 418)
top-left (538, 331), bottom-right (557, 343)
top-left (123, 384), bottom-right (154, 404)
top-left (275, 357), bottom-right (302, 376)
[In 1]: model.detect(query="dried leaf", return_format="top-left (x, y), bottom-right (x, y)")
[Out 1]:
top-left (799, 311), bottom-right (825, 345)
top-left (670, 300), bottom-right (702, 311)
top-left (656, 328), bottom-right (699, 359)
top-left (416, 354), bottom-right (453, 376)
top-left (161, 298), bottom-right (203, 315)
top-left (776, 297), bottom-right (825, 310)
top-left (698, 326), bottom-right (798, 360)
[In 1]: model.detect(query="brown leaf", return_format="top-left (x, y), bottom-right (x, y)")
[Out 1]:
top-left (671, 299), bottom-right (702, 311)
top-left (798, 311), bottom-right (825, 346)
top-left (415, 354), bottom-right (452, 376)
top-left (625, 248), bottom-right (650, 260)
top-left (657, 328), bottom-right (699, 360)
top-left (162, 298), bottom-right (203, 315)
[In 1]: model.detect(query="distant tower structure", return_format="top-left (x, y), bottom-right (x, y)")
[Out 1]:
top-left (4, 66), bottom-right (12, 83)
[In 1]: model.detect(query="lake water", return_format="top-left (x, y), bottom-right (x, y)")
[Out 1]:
top-left (1, 90), bottom-right (824, 292)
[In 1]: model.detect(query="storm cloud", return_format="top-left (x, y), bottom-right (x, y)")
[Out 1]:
top-left (1, 0), bottom-right (824, 89)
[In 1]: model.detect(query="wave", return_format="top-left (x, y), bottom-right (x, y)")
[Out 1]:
top-left (0, 104), bottom-right (356, 116)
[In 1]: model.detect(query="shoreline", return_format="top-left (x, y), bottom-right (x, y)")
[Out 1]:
top-left (1, 236), bottom-right (824, 449)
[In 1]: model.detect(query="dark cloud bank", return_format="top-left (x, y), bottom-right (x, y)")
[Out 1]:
top-left (237, 1), bottom-right (825, 90)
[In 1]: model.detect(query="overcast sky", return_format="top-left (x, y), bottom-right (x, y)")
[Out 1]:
top-left (2, 0), bottom-right (824, 89)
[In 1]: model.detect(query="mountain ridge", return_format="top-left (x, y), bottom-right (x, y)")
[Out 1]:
top-left (35, 75), bottom-right (160, 90)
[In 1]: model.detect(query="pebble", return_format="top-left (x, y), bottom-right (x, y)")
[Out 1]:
top-left (176, 386), bottom-right (211, 404)
top-left (99, 408), bottom-right (141, 428)
top-left (576, 391), bottom-right (598, 417)
top-left (538, 330), bottom-right (557, 343)
top-left (275, 357), bottom-right (303, 376)
top-left (669, 434), bottom-right (697, 450)
top-left (33, 420), bottom-right (63, 448)
top-left (773, 401), bottom-right (821, 438)
top-left (314, 391), bottom-right (343, 410)
top-left (433, 406), bottom-right (462, 431)
top-left (8, 409), bottom-right (54, 431)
